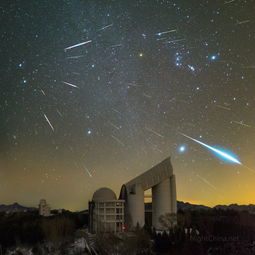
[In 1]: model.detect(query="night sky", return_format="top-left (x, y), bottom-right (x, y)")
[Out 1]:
top-left (1, 0), bottom-right (255, 211)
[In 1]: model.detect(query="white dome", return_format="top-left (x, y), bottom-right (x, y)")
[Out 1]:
top-left (92, 187), bottom-right (117, 201)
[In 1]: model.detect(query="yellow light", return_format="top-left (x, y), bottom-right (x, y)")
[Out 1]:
top-left (139, 53), bottom-right (144, 57)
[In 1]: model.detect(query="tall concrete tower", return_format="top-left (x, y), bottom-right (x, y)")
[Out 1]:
top-left (39, 199), bottom-right (51, 217)
top-left (120, 157), bottom-right (177, 230)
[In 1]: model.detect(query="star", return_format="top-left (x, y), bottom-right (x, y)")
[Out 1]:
top-left (179, 146), bottom-right (186, 153)
top-left (210, 55), bottom-right (217, 60)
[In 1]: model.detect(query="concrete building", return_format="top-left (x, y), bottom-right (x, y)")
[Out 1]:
top-left (88, 188), bottom-right (125, 233)
top-left (119, 157), bottom-right (177, 230)
top-left (39, 199), bottom-right (51, 217)
top-left (88, 157), bottom-right (177, 232)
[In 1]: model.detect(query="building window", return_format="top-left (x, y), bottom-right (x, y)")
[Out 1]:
top-left (99, 208), bottom-right (104, 214)
top-left (106, 208), bottom-right (115, 214)
top-left (116, 208), bottom-right (122, 214)
top-left (106, 215), bottom-right (115, 220)
top-left (116, 215), bottom-right (123, 220)
top-left (105, 202), bottom-right (115, 207)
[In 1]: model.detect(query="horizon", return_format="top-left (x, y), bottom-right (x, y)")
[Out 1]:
top-left (2, 198), bottom-right (255, 212)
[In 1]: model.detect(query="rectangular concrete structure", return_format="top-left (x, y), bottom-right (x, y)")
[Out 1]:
top-left (120, 157), bottom-right (177, 230)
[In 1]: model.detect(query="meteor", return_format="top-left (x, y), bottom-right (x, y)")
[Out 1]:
top-left (156, 37), bottom-right (167, 41)
top-left (109, 44), bottom-right (122, 48)
top-left (165, 38), bottom-right (186, 44)
top-left (180, 133), bottom-right (242, 165)
top-left (196, 174), bottom-right (218, 192)
top-left (66, 55), bottom-right (84, 59)
top-left (111, 135), bottom-right (125, 146)
top-left (98, 24), bottom-right (113, 31)
top-left (237, 20), bottom-right (250, 25)
top-left (231, 120), bottom-right (251, 128)
top-left (83, 165), bottom-right (93, 178)
top-left (62, 81), bottom-right (79, 88)
top-left (40, 89), bottom-right (46, 96)
top-left (224, 0), bottom-right (235, 4)
top-left (145, 127), bottom-right (164, 138)
top-left (43, 114), bottom-right (54, 132)
top-left (111, 108), bottom-right (121, 115)
top-left (64, 40), bottom-right (92, 51)
top-left (143, 93), bottom-right (152, 98)
top-left (215, 104), bottom-right (231, 111)
top-left (108, 121), bottom-right (120, 130)
top-left (56, 109), bottom-right (63, 117)
top-left (155, 29), bottom-right (177, 36)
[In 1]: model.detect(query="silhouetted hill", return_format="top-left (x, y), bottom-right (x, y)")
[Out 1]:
top-left (146, 201), bottom-right (255, 212)
top-left (214, 203), bottom-right (255, 212)
top-left (178, 201), bottom-right (211, 210)
top-left (145, 201), bottom-right (211, 211)
top-left (2, 202), bottom-right (255, 214)
top-left (0, 203), bottom-right (37, 212)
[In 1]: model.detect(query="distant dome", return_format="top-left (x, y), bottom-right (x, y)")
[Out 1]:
top-left (92, 187), bottom-right (117, 202)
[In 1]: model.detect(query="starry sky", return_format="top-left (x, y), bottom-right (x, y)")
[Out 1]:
top-left (1, 0), bottom-right (255, 211)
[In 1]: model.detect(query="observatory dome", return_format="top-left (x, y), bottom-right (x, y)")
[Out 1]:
top-left (92, 187), bottom-right (117, 201)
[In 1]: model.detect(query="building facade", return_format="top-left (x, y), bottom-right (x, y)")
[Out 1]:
top-left (39, 199), bottom-right (51, 217)
top-left (89, 188), bottom-right (125, 233)
top-left (119, 157), bottom-right (177, 230)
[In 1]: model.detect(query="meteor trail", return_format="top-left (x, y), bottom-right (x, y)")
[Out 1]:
top-left (83, 165), bottom-right (93, 178)
top-left (143, 93), bottom-right (152, 98)
top-left (155, 29), bottom-right (177, 36)
top-left (231, 120), bottom-right (251, 128)
top-left (145, 127), bottom-right (164, 138)
top-left (215, 104), bottom-right (231, 111)
top-left (66, 55), bottom-right (84, 59)
top-left (180, 133), bottom-right (242, 165)
top-left (43, 114), bottom-right (54, 132)
top-left (109, 44), bottom-right (122, 48)
top-left (62, 81), bottom-right (79, 88)
top-left (224, 0), bottom-right (235, 4)
top-left (64, 40), bottom-right (92, 51)
top-left (108, 121), bottom-right (120, 130)
top-left (127, 82), bottom-right (143, 87)
top-left (196, 174), bottom-right (218, 192)
top-left (56, 109), bottom-right (63, 117)
top-left (146, 139), bottom-right (163, 153)
top-left (111, 135), bottom-right (125, 146)
top-left (196, 174), bottom-right (223, 198)
top-left (237, 20), bottom-right (250, 25)
top-left (40, 89), bottom-right (46, 96)
top-left (111, 108), bottom-right (121, 115)
top-left (156, 37), bottom-right (168, 41)
top-left (98, 24), bottom-right (113, 31)
top-left (165, 38), bottom-right (186, 44)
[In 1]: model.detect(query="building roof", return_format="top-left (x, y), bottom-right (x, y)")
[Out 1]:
top-left (92, 187), bottom-right (117, 202)
top-left (124, 157), bottom-right (173, 191)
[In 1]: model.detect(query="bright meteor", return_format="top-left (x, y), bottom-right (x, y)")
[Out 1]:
top-left (64, 40), bottom-right (92, 51)
top-left (180, 133), bottom-right (242, 165)
top-left (43, 113), bottom-right (54, 132)
top-left (155, 29), bottom-right (177, 36)
top-left (62, 81), bottom-right (79, 88)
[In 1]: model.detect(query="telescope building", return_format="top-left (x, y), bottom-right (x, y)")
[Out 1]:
top-left (88, 157), bottom-right (177, 233)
